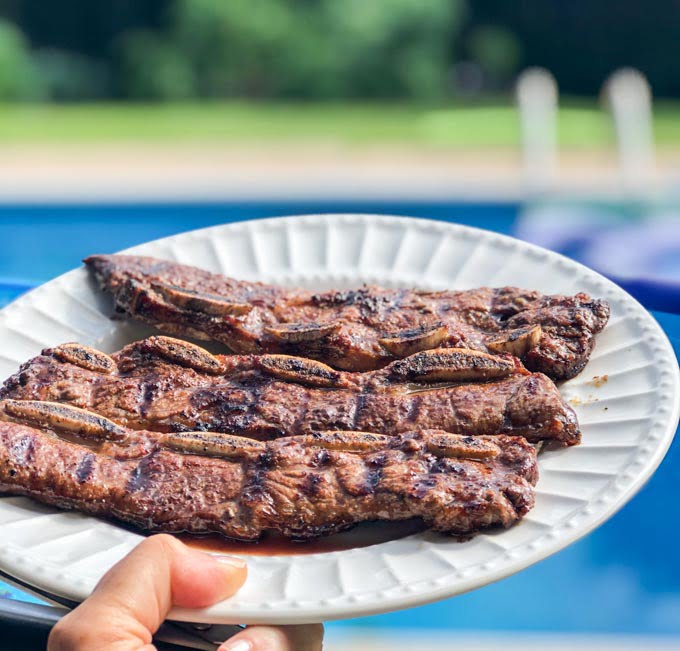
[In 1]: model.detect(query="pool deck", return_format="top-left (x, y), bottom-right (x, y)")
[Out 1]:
top-left (1, 143), bottom-right (677, 201)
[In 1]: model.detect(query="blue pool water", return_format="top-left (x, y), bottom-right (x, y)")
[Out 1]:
top-left (0, 201), bottom-right (517, 283)
top-left (0, 202), bottom-right (678, 636)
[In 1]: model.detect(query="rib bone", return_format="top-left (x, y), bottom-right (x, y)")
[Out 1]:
top-left (0, 400), bottom-right (127, 442)
top-left (388, 348), bottom-right (518, 382)
top-left (379, 324), bottom-right (449, 357)
top-left (258, 355), bottom-right (346, 388)
top-left (51, 343), bottom-right (116, 374)
top-left (264, 321), bottom-right (340, 343)
top-left (153, 282), bottom-right (253, 317)
top-left (140, 336), bottom-right (225, 374)
top-left (424, 432), bottom-right (499, 459)
top-left (487, 325), bottom-right (542, 357)
top-left (295, 431), bottom-right (393, 452)
top-left (297, 430), bottom-right (499, 459)
top-left (162, 431), bottom-right (265, 458)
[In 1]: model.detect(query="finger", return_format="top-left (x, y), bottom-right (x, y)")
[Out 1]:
top-left (218, 624), bottom-right (325, 651)
top-left (87, 534), bottom-right (247, 627)
top-left (48, 535), bottom-right (247, 651)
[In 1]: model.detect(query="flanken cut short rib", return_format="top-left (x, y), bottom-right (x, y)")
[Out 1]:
top-left (1, 337), bottom-right (581, 445)
top-left (0, 400), bottom-right (538, 540)
top-left (85, 254), bottom-right (610, 379)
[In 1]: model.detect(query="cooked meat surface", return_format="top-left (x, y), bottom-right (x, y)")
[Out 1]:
top-left (0, 400), bottom-right (538, 540)
top-left (85, 254), bottom-right (610, 380)
top-left (1, 337), bottom-right (580, 445)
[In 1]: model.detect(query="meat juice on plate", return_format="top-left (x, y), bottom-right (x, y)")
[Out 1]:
top-left (178, 519), bottom-right (426, 556)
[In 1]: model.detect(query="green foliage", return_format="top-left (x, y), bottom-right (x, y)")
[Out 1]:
top-left (33, 49), bottom-right (108, 100)
top-left (0, 19), bottom-right (45, 100)
top-left (164, 0), bottom-right (466, 100)
top-left (115, 30), bottom-right (196, 100)
top-left (320, 0), bottom-right (463, 99)
top-left (0, 0), bottom-right (523, 102)
top-left (466, 25), bottom-right (521, 85)
top-left (169, 0), bottom-right (297, 97)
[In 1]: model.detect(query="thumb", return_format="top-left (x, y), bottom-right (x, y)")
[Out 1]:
top-left (48, 534), bottom-right (247, 651)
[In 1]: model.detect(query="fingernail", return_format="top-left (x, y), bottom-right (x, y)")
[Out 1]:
top-left (215, 555), bottom-right (247, 570)
top-left (218, 638), bottom-right (252, 651)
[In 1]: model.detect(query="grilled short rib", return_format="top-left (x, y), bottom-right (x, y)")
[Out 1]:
top-left (0, 400), bottom-right (538, 539)
top-left (1, 336), bottom-right (580, 445)
top-left (85, 254), bottom-right (610, 380)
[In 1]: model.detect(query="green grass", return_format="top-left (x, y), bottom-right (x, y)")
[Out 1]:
top-left (0, 100), bottom-right (677, 148)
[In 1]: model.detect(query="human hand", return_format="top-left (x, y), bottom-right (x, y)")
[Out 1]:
top-left (47, 534), bottom-right (324, 651)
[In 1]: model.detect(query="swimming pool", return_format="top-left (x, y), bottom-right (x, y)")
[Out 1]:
top-left (0, 201), bottom-right (678, 637)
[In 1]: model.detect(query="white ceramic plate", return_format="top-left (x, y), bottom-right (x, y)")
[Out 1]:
top-left (0, 215), bottom-right (677, 625)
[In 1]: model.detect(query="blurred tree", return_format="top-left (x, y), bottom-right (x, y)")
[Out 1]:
top-left (2, 0), bottom-right (680, 100)
top-left (0, 0), bottom-right (170, 100)
top-left (164, 0), bottom-right (466, 100)
top-left (33, 48), bottom-right (108, 100)
top-left (464, 0), bottom-right (680, 97)
top-left (169, 0), bottom-right (297, 98)
top-left (318, 0), bottom-right (463, 99)
top-left (0, 18), bottom-right (44, 99)
top-left (465, 25), bottom-right (521, 89)
top-left (115, 30), bottom-right (195, 99)
top-left (0, 0), bottom-right (169, 59)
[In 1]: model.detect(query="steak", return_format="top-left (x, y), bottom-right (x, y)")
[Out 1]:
top-left (1, 336), bottom-right (581, 445)
top-left (0, 399), bottom-right (538, 540)
top-left (85, 254), bottom-right (610, 380)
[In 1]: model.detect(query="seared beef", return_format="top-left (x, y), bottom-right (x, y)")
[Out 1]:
top-left (1, 336), bottom-right (580, 445)
top-left (0, 399), bottom-right (537, 540)
top-left (85, 255), bottom-right (610, 379)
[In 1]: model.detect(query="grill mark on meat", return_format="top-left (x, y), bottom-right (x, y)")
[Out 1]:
top-left (256, 450), bottom-right (274, 469)
top-left (364, 467), bottom-right (383, 495)
top-left (290, 385), bottom-right (313, 435)
top-left (406, 394), bottom-right (423, 423)
top-left (11, 434), bottom-right (34, 465)
top-left (352, 391), bottom-right (368, 431)
top-left (242, 383), bottom-right (266, 438)
top-left (312, 288), bottom-right (390, 317)
top-left (241, 453), bottom-right (274, 507)
top-left (126, 456), bottom-right (152, 493)
top-left (368, 453), bottom-right (388, 468)
top-left (76, 453), bottom-right (95, 484)
top-left (413, 476), bottom-right (438, 499)
top-left (312, 449), bottom-right (332, 467)
top-left (302, 473), bottom-right (323, 498)
top-left (140, 383), bottom-right (155, 418)
top-left (431, 458), bottom-right (466, 475)
top-left (85, 255), bottom-right (610, 379)
top-left (524, 375), bottom-right (539, 395)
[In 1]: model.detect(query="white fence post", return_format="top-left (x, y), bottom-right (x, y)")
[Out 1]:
top-left (516, 67), bottom-right (559, 195)
top-left (604, 67), bottom-right (656, 195)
